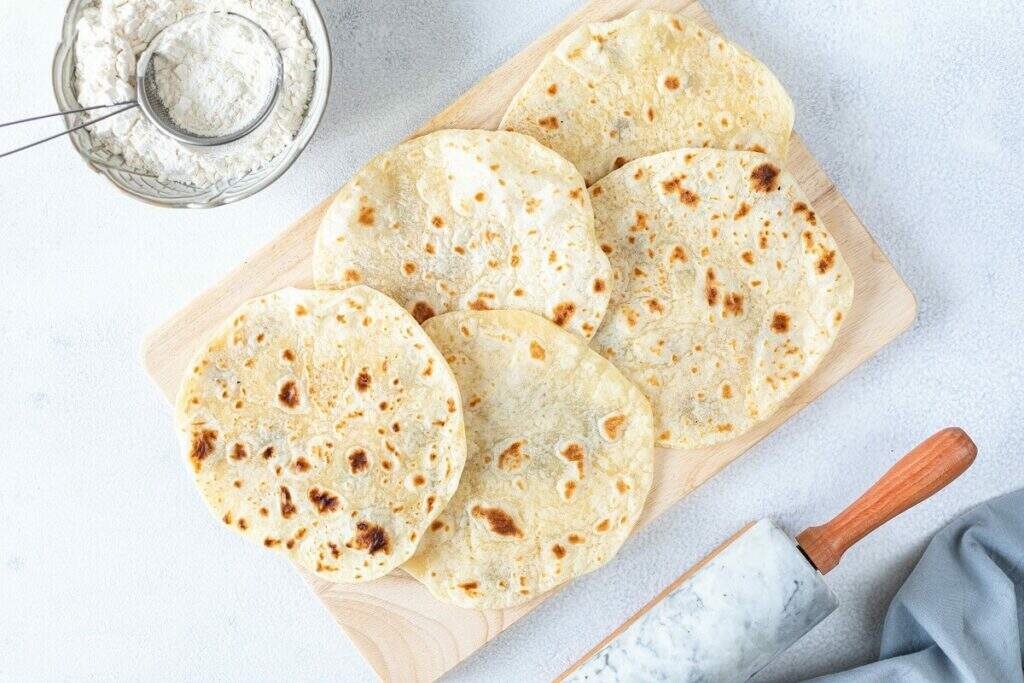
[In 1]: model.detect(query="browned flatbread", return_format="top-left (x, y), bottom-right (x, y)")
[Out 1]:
top-left (314, 129), bottom-right (611, 340)
top-left (176, 286), bottom-right (467, 582)
top-left (501, 10), bottom-right (794, 184)
top-left (589, 149), bottom-right (853, 448)
top-left (404, 310), bottom-right (654, 609)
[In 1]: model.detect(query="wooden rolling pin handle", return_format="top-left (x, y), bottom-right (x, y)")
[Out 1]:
top-left (796, 427), bottom-right (977, 575)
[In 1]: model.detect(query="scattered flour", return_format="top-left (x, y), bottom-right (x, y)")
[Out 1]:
top-left (74, 0), bottom-right (316, 186)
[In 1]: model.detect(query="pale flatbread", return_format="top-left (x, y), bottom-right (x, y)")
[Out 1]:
top-left (175, 286), bottom-right (467, 582)
top-left (500, 10), bottom-right (794, 184)
top-left (404, 310), bottom-right (654, 609)
top-left (314, 129), bottom-right (611, 340)
top-left (589, 149), bottom-right (853, 449)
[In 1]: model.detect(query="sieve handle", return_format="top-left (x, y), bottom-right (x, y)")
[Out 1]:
top-left (0, 101), bottom-right (137, 159)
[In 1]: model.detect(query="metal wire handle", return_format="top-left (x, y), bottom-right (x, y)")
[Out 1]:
top-left (0, 101), bottom-right (137, 159)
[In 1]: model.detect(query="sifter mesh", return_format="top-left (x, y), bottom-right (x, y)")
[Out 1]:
top-left (136, 12), bottom-right (284, 147)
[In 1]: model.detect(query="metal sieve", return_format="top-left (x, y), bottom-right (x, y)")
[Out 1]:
top-left (136, 12), bottom-right (284, 147)
top-left (2, 12), bottom-right (283, 158)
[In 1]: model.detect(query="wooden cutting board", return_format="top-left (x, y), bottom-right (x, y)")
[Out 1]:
top-left (142, 0), bottom-right (917, 679)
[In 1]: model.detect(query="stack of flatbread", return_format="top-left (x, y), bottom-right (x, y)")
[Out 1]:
top-left (175, 10), bottom-right (852, 609)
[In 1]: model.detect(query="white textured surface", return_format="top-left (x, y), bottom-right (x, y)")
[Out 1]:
top-left (1, 1), bottom-right (1022, 681)
top-left (568, 520), bottom-right (837, 682)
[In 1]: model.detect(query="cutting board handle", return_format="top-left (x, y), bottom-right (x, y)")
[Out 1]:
top-left (796, 427), bottom-right (976, 575)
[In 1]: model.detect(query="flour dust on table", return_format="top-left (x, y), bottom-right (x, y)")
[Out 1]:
top-left (74, 0), bottom-right (315, 186)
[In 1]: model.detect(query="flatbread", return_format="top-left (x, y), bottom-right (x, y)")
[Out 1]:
top-left (175, 286), bottom-right (467, 582)
top-left (314, 129), bottom-right (612, 340)
top-left (500, 10), bottom-right (794, 185)
top-left (589, 149), bottom-right (853, 449)
top-left (404, 310), bottom-right (654, 609)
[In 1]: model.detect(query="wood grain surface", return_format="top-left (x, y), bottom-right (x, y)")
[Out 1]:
top-left (796, 428), bottom-right (977, 574)
top-left (142, 0), bottom-right (917, 680)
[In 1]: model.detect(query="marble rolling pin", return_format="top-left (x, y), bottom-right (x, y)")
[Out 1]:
top-left (558, 427), bottom-right (977, 682)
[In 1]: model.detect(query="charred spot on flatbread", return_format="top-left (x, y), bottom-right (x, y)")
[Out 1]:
top-left (189, 429), bottom-right (217, 472)
top-left (750, 163), bottom-right (780, 193)
top-left (471, 505), bottom-right (524, 538)
top-left (352, 521), bottom-right (390, 555)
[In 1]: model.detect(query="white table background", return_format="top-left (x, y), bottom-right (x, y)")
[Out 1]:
top-left (2, 1), bottom-right (1022, 680)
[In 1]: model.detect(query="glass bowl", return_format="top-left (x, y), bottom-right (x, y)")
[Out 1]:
top-left (52, 0), bottom-right (332, 209)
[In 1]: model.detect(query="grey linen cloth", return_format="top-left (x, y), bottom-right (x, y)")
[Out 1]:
top-left (814, 490), bottom-right (1024, 682)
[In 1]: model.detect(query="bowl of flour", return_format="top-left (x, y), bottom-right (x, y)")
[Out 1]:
top-left (53, 0), bottom-right (331, 208)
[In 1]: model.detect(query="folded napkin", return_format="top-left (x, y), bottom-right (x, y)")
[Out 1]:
top-left (815, 490), bottom-right (1024, 682)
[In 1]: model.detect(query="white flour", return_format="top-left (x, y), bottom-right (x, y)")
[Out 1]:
top-left (74, 0), bottom-right (315, 187)
top-left (152, 13), bottom-right (277, 138)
